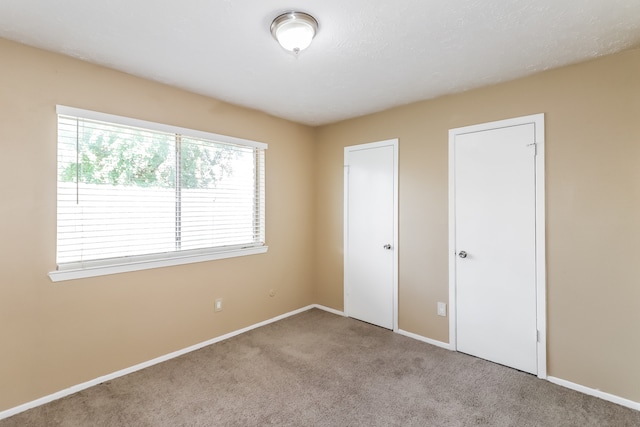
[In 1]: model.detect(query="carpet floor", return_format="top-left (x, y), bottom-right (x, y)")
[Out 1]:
top-left (2, 308), bottom-right (639, 426)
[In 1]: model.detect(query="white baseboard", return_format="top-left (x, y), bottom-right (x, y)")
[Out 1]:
top-left (4, 306), bottom-right (638, 420)
top-left (395, 329), bottom-right (640, 412)
top-left (0, 304), bottom-right (316, 421)
top-left (547, 376), bottom-right (640, 412)
top-left (396, 329), bottom-right (452, 350)
top-left (312, 304), bottom-right (345, 317)
top-left (315, 307), bottom-right (452, 352)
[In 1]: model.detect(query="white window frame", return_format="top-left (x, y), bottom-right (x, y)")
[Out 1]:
top-left (49, 106), bottom-right (268, 282)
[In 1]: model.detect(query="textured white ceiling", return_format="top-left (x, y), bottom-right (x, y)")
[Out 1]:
top-left (1, 0), bottom-right (639, 125)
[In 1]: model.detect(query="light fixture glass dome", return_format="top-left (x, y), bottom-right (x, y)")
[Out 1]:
top-left (271, 11), bottom-right (318, 54)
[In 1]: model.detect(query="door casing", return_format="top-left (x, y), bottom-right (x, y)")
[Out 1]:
top-left (344, 139), bottom-right (399, 331)
top-left (448, 114), bottom-right (546, 379)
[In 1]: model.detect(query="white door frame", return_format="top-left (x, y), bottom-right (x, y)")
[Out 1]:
top-left (344, 139), bottom-right (399, 331)
top-left (448, 114), bottom-right (546, 378)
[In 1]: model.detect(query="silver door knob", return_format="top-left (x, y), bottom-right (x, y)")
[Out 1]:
top-left (383, 244), bottom-right (392, 250)
top-left (458, 251), bottom-right (468, 258)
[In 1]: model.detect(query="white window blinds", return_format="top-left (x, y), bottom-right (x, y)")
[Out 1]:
top-left (55, 106), bottom-right (266, 271)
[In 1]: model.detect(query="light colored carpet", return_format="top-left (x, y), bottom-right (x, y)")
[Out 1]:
top-left (2, 308), bottom-right (639, 426)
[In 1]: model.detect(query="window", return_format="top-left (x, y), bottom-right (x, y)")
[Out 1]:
top-left (49, 106), bottom-right (267, 282)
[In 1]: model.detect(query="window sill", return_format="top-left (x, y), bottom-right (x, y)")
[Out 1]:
top-left (48, 246), bottom-right (268, 282)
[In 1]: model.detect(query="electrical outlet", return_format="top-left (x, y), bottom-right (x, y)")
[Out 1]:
top-left (437, 302), bottom-right (447, 317)
top-left (215, 298), bottom-right (223, 312)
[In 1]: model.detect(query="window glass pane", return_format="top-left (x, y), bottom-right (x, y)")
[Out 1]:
top-left (179, 138), bottom-right (257, 250)
top-left (57, 118), bottom-right (177, 263)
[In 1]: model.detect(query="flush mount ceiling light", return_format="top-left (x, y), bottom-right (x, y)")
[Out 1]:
top-left (270, 11), bottom-right (318, 55)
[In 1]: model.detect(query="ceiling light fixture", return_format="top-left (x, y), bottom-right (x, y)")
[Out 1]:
top-left (270, 11), bottom-right (318, 55)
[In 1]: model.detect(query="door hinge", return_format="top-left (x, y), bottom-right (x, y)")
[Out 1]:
top-left (527, 142), bottom-right (537, 156)
top-left (536, 330), bottom-right (540, 342)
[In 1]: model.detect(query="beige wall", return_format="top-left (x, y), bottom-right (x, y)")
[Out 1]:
top-left (315, 49), bottom-right (640, 402)
top-left (0, 39), bottom-right (316, 411)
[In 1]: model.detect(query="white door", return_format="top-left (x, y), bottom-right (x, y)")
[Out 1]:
top-left (449, 115), bottom-right (545, 376)
top-left (344, 139), bottom-right (398, 330)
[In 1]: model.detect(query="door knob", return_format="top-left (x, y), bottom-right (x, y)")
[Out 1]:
top-left (458, 251), bottom-right (468, 258)
top-left (383, 244), bottom-right (392, 250)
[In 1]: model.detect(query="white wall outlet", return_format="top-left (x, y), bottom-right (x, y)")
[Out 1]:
top-left (215, 298), bottom-right (223, 312)
top-left (437, 302), bottom-right (447, 317)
